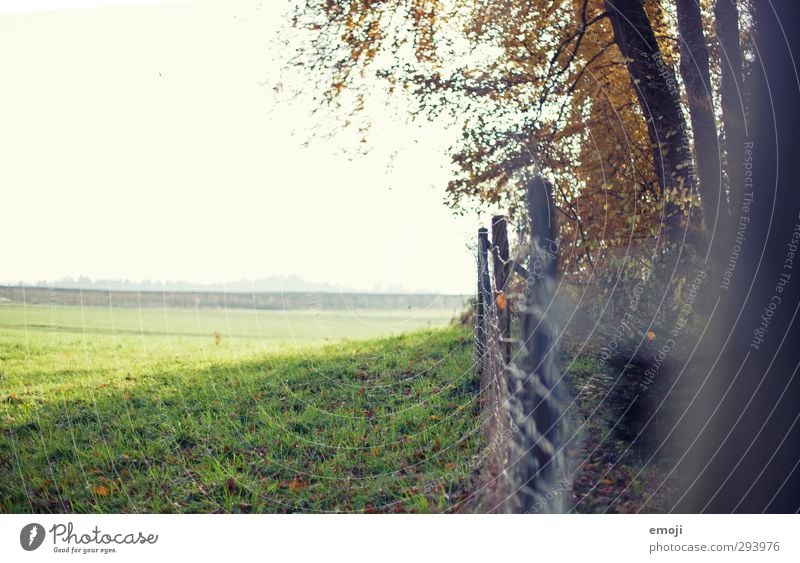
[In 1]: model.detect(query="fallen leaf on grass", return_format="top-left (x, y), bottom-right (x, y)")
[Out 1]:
top-left (93, 486), bottom-right (110, 497)
top-left (286, 476), bottom-right (307, 492)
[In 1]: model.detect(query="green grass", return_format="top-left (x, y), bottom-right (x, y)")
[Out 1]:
top-left (0, 304), bottom-right (480, 513)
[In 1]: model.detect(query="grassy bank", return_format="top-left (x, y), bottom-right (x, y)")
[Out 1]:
top-left (0, 305), bottom-right (480, 513)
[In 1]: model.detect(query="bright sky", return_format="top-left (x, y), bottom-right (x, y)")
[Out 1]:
top-left (0, 0), bottom-right (479, 294)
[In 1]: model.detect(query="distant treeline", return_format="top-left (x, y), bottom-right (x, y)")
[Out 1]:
top-left (8, 275), bottom-right (357, 293)
top-left (0, 286), bottom-right (468, 311)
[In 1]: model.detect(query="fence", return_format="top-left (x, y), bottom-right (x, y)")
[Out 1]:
top-left (473, 175), bottom-right (569, 513)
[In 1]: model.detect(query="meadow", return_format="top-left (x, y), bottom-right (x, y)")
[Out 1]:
top-left (0, 303), bottom-right (482, 513)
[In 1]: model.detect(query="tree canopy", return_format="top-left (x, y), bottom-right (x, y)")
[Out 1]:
top-left (290, 0), bottom-right (754, 278)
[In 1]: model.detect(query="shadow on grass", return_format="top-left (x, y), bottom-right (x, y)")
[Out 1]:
top-left (1, 328), bottom-right (483, 514)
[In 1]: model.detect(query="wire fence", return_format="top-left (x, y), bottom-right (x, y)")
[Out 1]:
top-left (473, 175), bottom-right (570, 513)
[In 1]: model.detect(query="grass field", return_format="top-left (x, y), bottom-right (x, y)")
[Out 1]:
top-left (0, 304), bottom-right (481, 513)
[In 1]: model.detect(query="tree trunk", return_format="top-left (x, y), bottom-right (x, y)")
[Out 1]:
top-left (673, 0), bottom-right (800, 512)
top-left (714, 0), bottom-right (745, 229)
top-left (604, 0), bottom-right (695, 239)
top-left (677, 0), bottom-right (723, 237)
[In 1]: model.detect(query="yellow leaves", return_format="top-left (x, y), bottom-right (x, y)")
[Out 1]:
top-left (296, 0), bottom-right (684, 273)
top-left (411, 0), bottom-right (439, 63)
top-left (92, 474), bottom-right (116, 498)
top-left (287, 476), bottom-right (308, 492)
top-left (664, 186), bottom-right (701, 214)
top-left (4, 393), bottom-right (23, 405)
top-left (496, 291), bottom-right (507, 310)
top-left (646, 331), bottom-right (656, 342)
top-left (92, 485), bottom-right (110, 497)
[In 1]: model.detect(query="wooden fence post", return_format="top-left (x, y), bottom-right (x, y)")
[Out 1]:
top-left (475, 228), bottom-right (491, 375)
top-left (510, 174), bottom-right (564, 513)
top-left (473, 176), bottom-right (566, 513)
top-left (491, 215), bottom-right (511, 364)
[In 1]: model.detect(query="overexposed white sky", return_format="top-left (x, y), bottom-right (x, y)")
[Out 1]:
top-left (0, 0), bottom-right (478, 294)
